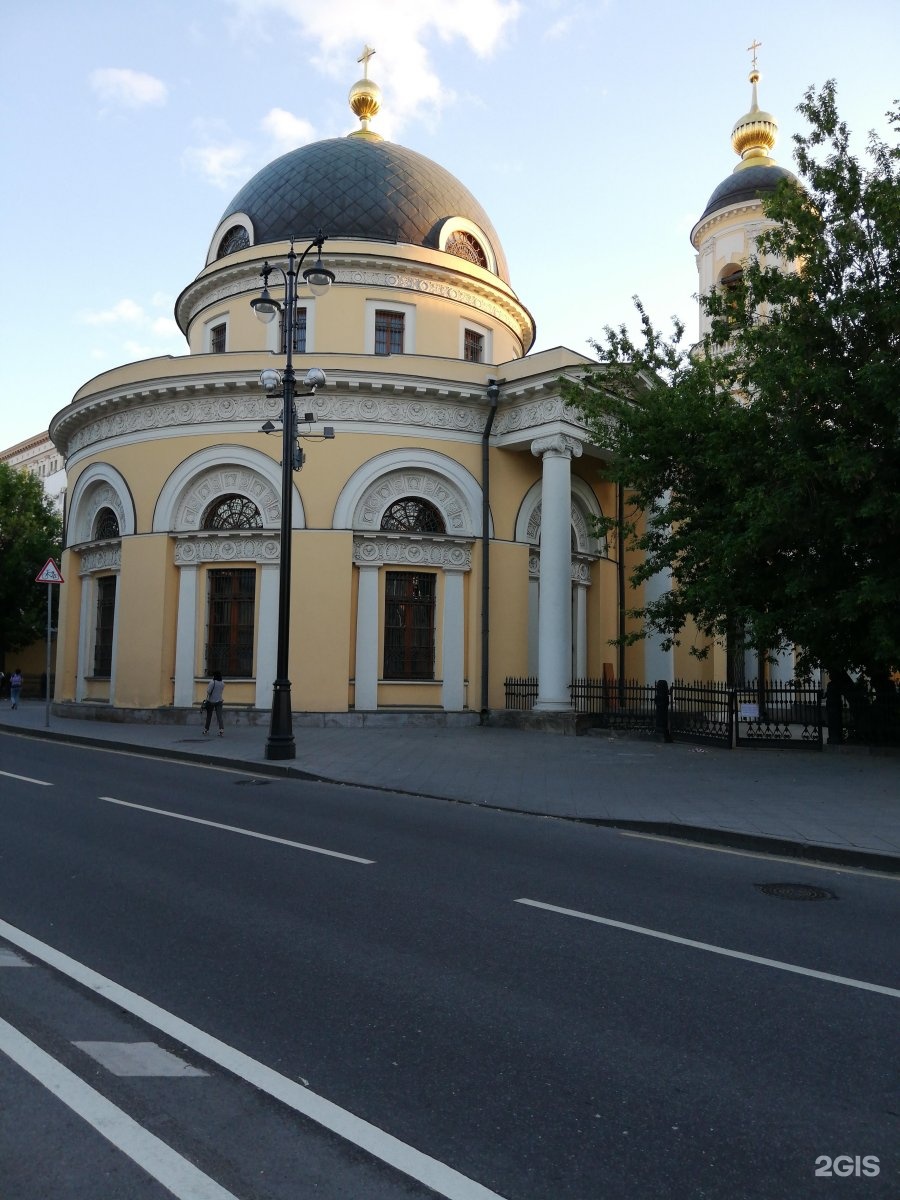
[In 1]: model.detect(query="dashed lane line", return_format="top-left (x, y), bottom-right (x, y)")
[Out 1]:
top-left (0, 919), bottom-right (510, 1200)
top-left (0, 769), bottom-right (53, 786)
top-left (515, 898), bottom-right (900, 998)
top-left (98, 795), bottom-right (375, 864)
top-left (0, 1016), bottom-right (238, 1200)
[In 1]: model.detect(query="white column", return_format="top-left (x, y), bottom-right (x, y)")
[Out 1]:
top-left (573, 579), bottom-right (589, 679)
top-left (75, 576), bottom-right (92, 702)
top-left (173, 566), bottom-right (198, 707)
top-left (255, 563), bottom-right (279, 708)
top-left (532, 435), bottom-right (582, 711)
top-left (769, 645), bottom-right (795, 683)
top-left (643, 565), bottom-right (674, 685)
top-left (354, 564), bottom-right (380, 710)
top-left (441, 568), bottom-right (465, 710)
top-left (527, 569), bottom-right (540, 676)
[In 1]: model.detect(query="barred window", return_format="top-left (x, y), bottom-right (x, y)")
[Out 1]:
top-left (446, 230), bottom-right (487, 268)
top-left (206, 568), bottom-right (255, 678)
top-left (463, 329), bottom-right (484, 363)
top-left (210, 323), bottom-right (226, 354)
top-left (217, 225), bottom-right (250, 258)
top-left (375, 310), bottom-right (404, 355)
top-left (280, 305), bottom-right (307, 354)
top-left (93, 576), bottom-right (116, 678)
top-left (380, 497), bottom-right (445, 534)
top-left (202, 495), bottom-right (263, 531)
top-left (383, 572), bottom-right (436, 680)
top-left (94, 507), bottom-right (120, 540)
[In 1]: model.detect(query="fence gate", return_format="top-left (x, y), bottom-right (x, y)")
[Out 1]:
top-left (669, 680), bottom-right (733, 748)
top-left (735, 680), bottom-right (823, 749)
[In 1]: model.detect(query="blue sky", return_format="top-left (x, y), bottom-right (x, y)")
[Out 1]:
top-left (2, 0), bottom-right (897, 450)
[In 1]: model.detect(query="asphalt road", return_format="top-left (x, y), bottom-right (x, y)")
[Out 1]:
top-left (1, 732), bottom-right (897, 1199)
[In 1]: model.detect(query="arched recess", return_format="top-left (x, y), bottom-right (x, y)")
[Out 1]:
top-left (67, 463), bottom-right (135, 546)
top-left (153, 445), bottom-right (305, 533)
top-left (205, 212), bottom-right (254, 266)
top-left (514, 475), bottom-right (606, 555)
top-left (333, 448), bottom-right (488, 537)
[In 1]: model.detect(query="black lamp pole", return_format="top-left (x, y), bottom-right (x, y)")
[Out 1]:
top-left (251, 232), bottom-right (334, 760)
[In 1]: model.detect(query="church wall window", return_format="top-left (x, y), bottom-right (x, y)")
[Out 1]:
top-left (379, 497), bottom-right (445, 534)
top-left (204, 316), bottom-right (229, 353)
top-left (445, 229), bottom-right (488, 268)
top-left (383, 571), bottom-right (436, 680)
top-left (217, 224), bottom-right (251, 258)
top-left (464, 329), bottom-right (484, 363)
top-left (93, 507), bottom-right (120, 540)
top-left (375, 309), bottom-right (405, 355)
top-left (281, 305), bottom-right (307, 354)
top-left (202, 494), bottom-right (263, 531)
top-left (93, 576), bottom-right (117, 678)
top-left (206, 568), bottom-right (255, 678)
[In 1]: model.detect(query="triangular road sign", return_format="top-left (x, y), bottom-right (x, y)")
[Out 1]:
top-left (35, 558), bottom-right (64, 584)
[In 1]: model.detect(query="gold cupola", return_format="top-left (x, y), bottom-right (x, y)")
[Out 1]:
top-left (348, 44), bottom-right (383, 140)
top-left (730, 59), bottom-right (778, 171)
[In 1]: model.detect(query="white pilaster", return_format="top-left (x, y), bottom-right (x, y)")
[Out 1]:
top-left (354, 564), bottom-right (380, 710)
top-left (255, 563), bottom-right (279, 708)
top-left (573, 581), bottom-right (589, 679)
top-left (441, 569), bottom-right (465, 710)
top-left (531, 435), bottom-right (582, 711)
top-left (108, 578), bottom-right (122, 707)
top-left (173, 566), bottom-right (198, 707)
top-left (527, 570), bottom-right (540, 676)
top-left (643, 565), bottom-right (674, 685)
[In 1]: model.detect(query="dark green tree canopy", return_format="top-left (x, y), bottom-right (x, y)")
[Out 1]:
top-left (567, 82), bottom-right (900, 684)
top-left (0, 461), bottom-right (63, 657)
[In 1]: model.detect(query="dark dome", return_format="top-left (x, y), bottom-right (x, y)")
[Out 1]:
top-left (697, 163), bottom-right (797, 224)
top-left (219, 136), bottom-right (509, 282)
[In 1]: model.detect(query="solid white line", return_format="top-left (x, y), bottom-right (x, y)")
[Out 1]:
top-left (0, 769), bottom-right (53, 786)
top-left (515, 898), bottom-right (900, 998)
top-left (98, 796), bottom-right (375, 864)
top-left (0, 919), bottom-right (509, 1200)
top-left (0, 1016), bottom-right (237, 1200)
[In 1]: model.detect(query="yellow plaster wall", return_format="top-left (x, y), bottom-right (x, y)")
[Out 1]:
top-left (113, 535), bottom-right (172, 707)
top-left (290, 530), bottom-right (354, 710)
top-left (55, 548), bottom-right (81, 700)
top-left (485, 540), bottom-right (529, 703)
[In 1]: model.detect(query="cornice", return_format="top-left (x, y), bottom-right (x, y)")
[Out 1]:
top-left (78, 543), bottom-right (122, 575)
top-left (353, 534), bottom-right (472, 570)
top-left (690, 199), bottom-right (777, 248)
top-left (174, 534), bottom-right (280, 565)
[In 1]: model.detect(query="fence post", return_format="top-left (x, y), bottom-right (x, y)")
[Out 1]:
top-left (654, 679), bottom-right (671, 742)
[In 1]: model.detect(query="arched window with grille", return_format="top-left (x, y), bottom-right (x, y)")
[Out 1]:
top-left (379, 497), bottom-right (445, 680)
top-left (93, 507), bottom-right (120, 540)
top-left (202, 495), bottom-right (263, 530)
top-left (379, 497), bottom-right (445, 534)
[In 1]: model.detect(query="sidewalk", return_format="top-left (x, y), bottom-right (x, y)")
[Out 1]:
top-left (1, 701), bottom-right (898, 872)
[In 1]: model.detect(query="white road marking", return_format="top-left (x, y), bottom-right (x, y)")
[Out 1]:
top-left (515, 898), bottom-right (900, 998)
top-left (98, 796), bottom-right (375, 864)
top-left (0, 1016), bottom-right (237, 1200)
top-left (618, 830), bottom-right (900, 880)
top-left (0, 919), bottom-right (510, 1200)
top-left (75, 1041), bottom-right (208, 1077)
top-left (0, 769), bottom-right (52, 786)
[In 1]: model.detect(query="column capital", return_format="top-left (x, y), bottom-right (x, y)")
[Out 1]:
top-left (531, 434), bottom-right (583, 461)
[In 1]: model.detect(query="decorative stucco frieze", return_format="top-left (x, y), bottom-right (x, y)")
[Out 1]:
top-left (525, 499), bottom-right (591, 553)
top-left (78, 484), bottom-right (126, 545)
top-left (79, 544), bottom-right (122, 575)
top-left (354, 470), bottom-right (473, 535)
top-left (526, 550), bottom-right (594, 584)
top-left (174, 536), bottom-right (280, 565)
top-left (494, 398), bottom-right (588, 437)
top-left (353, 535), bottom-right (472, 570)
top-left (175, 468), bottom-right (280, 531)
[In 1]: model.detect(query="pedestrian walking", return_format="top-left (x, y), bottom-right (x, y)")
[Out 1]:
top-left (203, 671), bottom-right (225, 736)
top-left (9, 669), bottom-right (23, 710)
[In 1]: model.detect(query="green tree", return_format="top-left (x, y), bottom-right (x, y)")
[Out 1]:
top-left (0, 462), bottom-right (63, 657)
top-left (566, 82), bottom-right (900, 691)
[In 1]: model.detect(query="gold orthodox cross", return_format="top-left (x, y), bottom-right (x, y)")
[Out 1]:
top-left (746, 39), bottom-right (762, 71)
top-left (358, 45), bottom-right (376, 78)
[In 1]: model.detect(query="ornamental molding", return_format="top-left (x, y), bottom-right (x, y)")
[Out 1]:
top-left (691, 201), bottom-right (779, 247)
top-left (354, 469), bottom-right (474, 536)
top-left (174, 467), bottom-right (280, 532)
top-left (174, 535), bottom-right (280, 565)
top-left (79, 544), bottom-right (122, 575)
top-left (176, 256), bottom-right (532, 345)
top-left (531, 434), bottom-right (583, 460)
top-left (494, 397), bottom-right (585, 437)
top-left (526, 551), bottom-right (593, 584)
top-left (525, 500), bottom-right (592, 553)
top-left (353, 535), bottom-right (472, 570)
top-left (76, 483), bottom-right (126, 545)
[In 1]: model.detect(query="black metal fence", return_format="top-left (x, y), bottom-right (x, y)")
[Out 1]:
top-left (503, 675), bottom-right (829, 750)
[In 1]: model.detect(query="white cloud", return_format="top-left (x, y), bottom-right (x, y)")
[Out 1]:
top-left (80, 299), bottom-right (145, 326)
top-left (90, 68), bottom-right (168, 109)
top-left (182, 142), bottom-right (251, 188)
top-left (224, 0), bottom-right (521, 136)
top-left (261, 107), bottom-right (316, 152)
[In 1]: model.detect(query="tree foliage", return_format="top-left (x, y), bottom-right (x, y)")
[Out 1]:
top-left (566, 82), bottom-right (900, 683)
top-left (0, 462), bottom-right (63, 656)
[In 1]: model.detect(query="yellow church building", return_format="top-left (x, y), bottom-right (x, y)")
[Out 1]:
top-left (48, 57), bottom-right (789, 726)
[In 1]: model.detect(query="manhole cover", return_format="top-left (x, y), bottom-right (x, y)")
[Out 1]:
top-left (755, 882), bottom-right (836, 901)
top-left (234, 778), bottom-right (272, 787)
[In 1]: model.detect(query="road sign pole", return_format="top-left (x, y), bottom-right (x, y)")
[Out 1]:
top-left (45, 584), bottom-right (52, 728)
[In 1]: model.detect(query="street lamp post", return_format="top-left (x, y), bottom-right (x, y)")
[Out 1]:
top-left (251, 231), bottom-right (335, 759)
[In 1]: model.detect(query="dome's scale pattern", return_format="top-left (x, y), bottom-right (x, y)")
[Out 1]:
top-left (697, 163), bottom-right (796, 225)
top-left (219, 137), bottom-right (509, 283)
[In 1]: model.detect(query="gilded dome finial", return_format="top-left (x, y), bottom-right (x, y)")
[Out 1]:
top-left (348, 44), bottom-right (383, 140)
top-left (730, 40), bottom-right (778, 171)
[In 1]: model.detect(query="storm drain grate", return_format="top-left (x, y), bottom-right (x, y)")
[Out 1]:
top-left (755, 882), bottom-right (836, 901)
